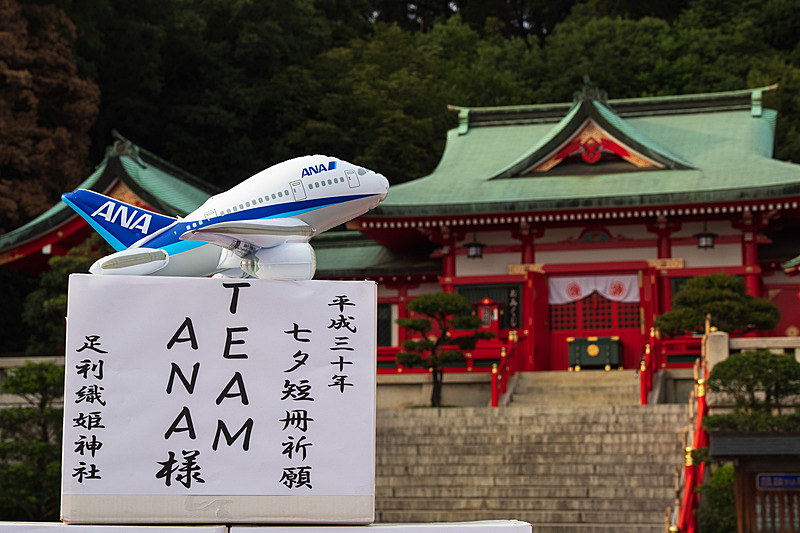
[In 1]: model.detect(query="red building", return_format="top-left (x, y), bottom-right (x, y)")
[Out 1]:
top-left (5, 88), bottom-right (800, 374)
top-left (0, 132), bottom-right (218, 274)
top-left (335, 84), bottom-right (800, 371)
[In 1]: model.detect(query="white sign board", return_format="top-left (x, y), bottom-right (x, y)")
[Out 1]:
top-left (0, 525), bottom-right (225, 533)
top-left (231, 521), bottom-right (533, 532)
top-left (62, 275), bottom-right (376, 524)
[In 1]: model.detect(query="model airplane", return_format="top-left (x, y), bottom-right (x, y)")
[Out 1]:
top-left (62, 155), bottom-right (389, 279)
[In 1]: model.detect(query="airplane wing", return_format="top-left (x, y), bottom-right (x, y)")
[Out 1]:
top-left (179, 218), bottom-right (314, 251)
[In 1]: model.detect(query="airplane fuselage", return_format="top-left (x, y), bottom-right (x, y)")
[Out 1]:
top-left (72, 155), bottom-right (389, 278)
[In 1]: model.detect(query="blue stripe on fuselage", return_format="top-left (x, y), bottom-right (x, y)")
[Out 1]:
top-left (144, 193), bottom-right (375, 255)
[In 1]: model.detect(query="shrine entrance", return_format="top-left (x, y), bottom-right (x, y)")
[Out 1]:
top-left (546, 274), bottom-right (645, 370)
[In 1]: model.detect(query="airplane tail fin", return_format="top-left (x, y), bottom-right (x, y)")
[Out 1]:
top-left (62, 189), bottom-right (176, 251)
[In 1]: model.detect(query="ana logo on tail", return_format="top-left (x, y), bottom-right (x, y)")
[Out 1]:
top-left (91, 201), bottom-right (153, 234)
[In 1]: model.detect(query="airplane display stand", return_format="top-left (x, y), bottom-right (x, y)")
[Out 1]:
top-left (61, 275), bottom-right (377, 525)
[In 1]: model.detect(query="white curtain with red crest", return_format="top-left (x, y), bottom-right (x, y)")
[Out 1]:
top-left (548, 275), bottom-right (639, 305)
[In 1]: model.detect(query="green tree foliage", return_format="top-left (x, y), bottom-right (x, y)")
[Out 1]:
top-left (0, 0), bottom-right (99, 233)
top-left (274, 23), bottom-right (453, 183)
top-left (704, 348), bottom-right (800, 432)
top-left (396, 292), bottom-right (493, 407)
top-left (276, 16), bottom-right (542, 182)
top-left (0, 362), bottom-right (64, 521)
top-left (22, 236), bottom-right (111, 355)
top-left (696, 463), bottom-right (736, 533)
top-left (705, 349), bottom-right (800, 421)
top-left (7, 0), bottom-right (800, 205)
top-left (654, 274), bottom-right (780, 336)
top-left (37, 0), bottom-right (340, 189)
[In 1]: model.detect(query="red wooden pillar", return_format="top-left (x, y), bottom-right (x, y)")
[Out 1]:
top-left (512, 221), bottom-right (540, 265)
top-left (649, 216), bottom-right (679, 314)
top-left (742, 230), bottom-right (759, 297)
top-left (736, 210), bottom-right (763, 297)
top-left (429, 225), bottom-right (457, 293)
top-left (396, 286), bottom-right (409, 345)
top-left (514, 222), bottom-right (543, 372)
top-left (524, 269), bottom-right (550, 371)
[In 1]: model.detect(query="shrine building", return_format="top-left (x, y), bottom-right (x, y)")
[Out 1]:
top-left (331, 84), bottom-right (800, 371)
top-left (0, 132), bottom-right (219, 274)
top-left (5, 88), bottom-right (800, 374)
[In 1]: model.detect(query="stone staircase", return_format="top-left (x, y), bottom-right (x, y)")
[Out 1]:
top-left (375, 371), bottom-right (686, 532)
top-left (511, 369), bottom-right (641, 406)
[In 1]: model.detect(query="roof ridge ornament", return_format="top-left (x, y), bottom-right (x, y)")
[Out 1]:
top-left (574, 75), bottom-right (609, 106)
top-left (107, 139), bottom-right (147, 169)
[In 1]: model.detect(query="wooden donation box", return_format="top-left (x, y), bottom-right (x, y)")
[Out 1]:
top-left (62, 274), bottom-right (376, 524)
top-left (567, 336), bottom-right (619, 370)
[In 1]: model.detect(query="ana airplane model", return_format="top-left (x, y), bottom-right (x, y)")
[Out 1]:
top-left (62, 155), bottom-right (389, 280)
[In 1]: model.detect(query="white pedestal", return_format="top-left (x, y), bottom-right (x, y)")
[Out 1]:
top-left (62, 275), bottom-right (376, 524)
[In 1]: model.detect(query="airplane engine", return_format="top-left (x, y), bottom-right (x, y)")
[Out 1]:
top-left (240, 242), bottom-right (316, 280)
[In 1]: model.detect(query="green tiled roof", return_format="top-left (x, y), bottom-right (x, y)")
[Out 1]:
top-left (0, 133), bottom-right (218, 253)
top-left (375, 87), bottom-right (796, 217)
top-left (592, 101), bottom-right (694, 169)
top-left (314, 231), bottom-right (439, 277)
top-left (782, 253), bottom-right (800, 272)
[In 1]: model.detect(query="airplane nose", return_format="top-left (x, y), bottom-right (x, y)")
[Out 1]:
top-left (379, 174), bottom-right (389, 200)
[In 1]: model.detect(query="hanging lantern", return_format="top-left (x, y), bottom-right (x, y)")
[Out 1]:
top-left (694, 222), bottom-right (717, 250)
top-left (465, 233), bottom-right (485, 259)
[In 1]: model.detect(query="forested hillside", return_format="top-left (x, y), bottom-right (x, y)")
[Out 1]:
top-left (2, 0), bottom-right (800, 235)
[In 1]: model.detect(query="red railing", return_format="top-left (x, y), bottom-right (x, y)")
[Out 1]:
top-left (377, 333), bottom-right (521, 407)
top-left (490, 331), bottom-right (521, 407)
top-left (663, 337), bottom-right (703, 371)
top-left (639, 327), bottom-right (662, 405)
top-left (668, 330), bottom-right (710, 533)
top-left (377, 337), bottom-right (517, 375)
top-left (640, 330), bottom-right (706, 405)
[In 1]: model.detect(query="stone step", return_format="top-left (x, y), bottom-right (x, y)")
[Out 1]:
top-left (376, 452), bottom-right (678, 466)
top-left (376, 473), bottom-right (674, 488)
top-left (376, 509), bottom-right (666, 525)
top-left (377, 423), bottom-right (686, 436)
top-left (377, 403), bottom-right (686, 415)
top-left (378, 485), bottom-right (674, 500)
top-left (513, 386), bottom-right (639, 395)
top-left (377, 462), bottom-right (677, 477)
top-left (376, 497), bottom-right (668, 512)
top-left (376, 411), bottom-right (686, 426)
top-left (511, 393), bottom-right (640, 407)
top-left (378, 442), bottom-right (682, 457)
top-left (514, 370), bottom-right (639, 385)
top-left (375, 390), bottom-right (686, 530)
top-left (376, 432), bottom-right (684, 445)
top-left (532, 524), bottom-right (665, 533)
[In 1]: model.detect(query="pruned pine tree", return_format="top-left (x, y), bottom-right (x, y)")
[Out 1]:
top-left (397, 292), bottom-right (493, 407)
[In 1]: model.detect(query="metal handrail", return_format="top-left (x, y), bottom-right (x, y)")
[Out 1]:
top-left (667, 319), bottom-right (711, 532)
